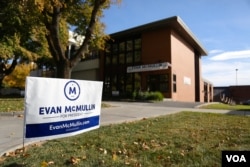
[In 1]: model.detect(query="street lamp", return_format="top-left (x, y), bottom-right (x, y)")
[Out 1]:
top-left (235, 69), bottom-right (238, 85)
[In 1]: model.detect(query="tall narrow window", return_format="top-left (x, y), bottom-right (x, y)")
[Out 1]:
top-left (119, 42), bottom-right (125, 52)
top-left (134, 38), bottom-right (141, 50)
top-left (134, 51), bottom-right (141, 63)
top-left (134, 73), bottom-right (141, 90)
top-left (126, 40), bottom-right (133, 51)
top-left (119, 53), bottom-right (125, 64)
top-left (112, 43), bottom-right (118, 53)
top-left (104, 76), bottom-right (111, 94)
top-left (126, 73), bottom-right (133, 93)
top-left (126, 52), bottom-right (133, 64)
top-left (112, 54), bottom-right (117, 65)
top-left (134, 38), bottom-right (141, 63)
top-left (173, 74), bottom-right (177, 93)
top-left (105, 54), bottom-right (111, 65)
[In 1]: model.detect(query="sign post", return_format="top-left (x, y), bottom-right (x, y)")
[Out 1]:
top-left (24, 77), bottom-right (103, 142)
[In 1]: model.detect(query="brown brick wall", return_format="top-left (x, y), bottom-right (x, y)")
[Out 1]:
top-left (229, 86), bottom-right (250, 103)
top-left (170, 30), bottom-right (196, 102)
top-left (141, 28), bottom-right (171, 64)
top-left (140, 28), bottom-right (171, 97)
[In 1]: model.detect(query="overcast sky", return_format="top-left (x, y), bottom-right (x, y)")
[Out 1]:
top-left (101, 0), bottom-right (250, 86)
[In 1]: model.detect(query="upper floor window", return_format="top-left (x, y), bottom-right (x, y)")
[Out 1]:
top-left (105, 37), bottom-right (141, 66)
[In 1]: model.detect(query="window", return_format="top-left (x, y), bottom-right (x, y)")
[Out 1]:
top-left (112, 54), bottom-right (117, 64)
top-left (134, 38), bottom-right (141, 50)
top-left (105, 37), bottom-right (141, 65)
top-left (119, 53), bottom-right (125, 64)
top-left (126, 40), bottom-right (133, 51)
top-left (134, 51), bottom-right (141, 63)
top-left (119, 42), bottom-right (125, 52)
top-left (173, 74), bottom-right (177, 92)
top-left (104, 76), bottom-right (111, 93)
top-left (147, 74), bottom-right (169, 92)
top-left (134, 73), bottom-right (141, 90)
top-left (112, 43), bottom-right (118, 53)
top-left (104, 37), bottom-right (142, 97)
top-left (126, 52), bottom-right (133, 64)
top-left (126, 73), bottom-right (133, 93)
top-left (112, 75), bottom-right (117, 91)
top-left (105, 55), bottom-right (111, 65)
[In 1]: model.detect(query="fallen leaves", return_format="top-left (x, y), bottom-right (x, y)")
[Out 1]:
top-left (3, 142), bottom-right (46, 159)
top-left (0, 157), bottom-right (6, 163)
top-left (18, 114), bottom-right (24, 118)
top-left (65, 155), bottom-right (87, 165)
top-left (142, 142), bottom-right (150, 150)
top-left (99, 147), bottom-right (107, 154)
top-left (3, 148), bottom-right (25, 157)
top-left (41, 161), bottom-right (54, 167)
top-left (69, 156), bottom-right (81, 165)
top-left (112, 152), bottom-right (117, 161)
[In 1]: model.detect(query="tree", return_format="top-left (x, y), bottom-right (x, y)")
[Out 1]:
top-left (1, 0), bottom-right (120, 81)
top-left (0, 0), bottom-right (50, 87)
top-left (34, 0), bottom-right (119, 78)
top-left (3, 63), bottom-right (31, 89)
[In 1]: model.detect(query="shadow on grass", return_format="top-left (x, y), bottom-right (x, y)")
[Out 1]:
top-left (3, 163), bottom-right (24, 167)
top-left (226, 110), bottom-right (250, 116)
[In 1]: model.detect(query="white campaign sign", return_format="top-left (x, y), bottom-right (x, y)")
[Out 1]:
top-left (24, 77), bottom-right (103, 141)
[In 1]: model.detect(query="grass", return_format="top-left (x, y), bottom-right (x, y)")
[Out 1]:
top-left (0, 98), bottom-right (24, 112)
top-left (1, 112), bottom-right (250, 166)
top-left (200, 102), bottom-right (250, 111)
top-left (0, 98), bottom-right (112, 112)
top-left (1, 98), bottom-right (250, 113)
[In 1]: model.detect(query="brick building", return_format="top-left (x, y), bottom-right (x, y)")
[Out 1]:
top-left (72, 16), bottom-right (213, 102)
top-left (214, 85), bottom-right (250, 104)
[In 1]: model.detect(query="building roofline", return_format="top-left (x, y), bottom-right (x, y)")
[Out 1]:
top-left (109, 16), bottom-right (208, 56)
top-left (203, 78), bottom-right (213, 85)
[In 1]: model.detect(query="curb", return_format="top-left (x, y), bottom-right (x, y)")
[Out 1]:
top-left (194, 102), bottom-right (220, 109)
top-left (0, 111), bottom-right (24, 117)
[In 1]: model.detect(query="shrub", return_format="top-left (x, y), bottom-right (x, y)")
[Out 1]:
top-left (132, 91), bottom-right (164, 101)
top-left (146, 91), bottom-right (164, 101)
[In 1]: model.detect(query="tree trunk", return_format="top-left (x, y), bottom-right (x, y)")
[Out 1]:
top-left (55, 60), bottom-right (72, 79)
top-left (43, 0), bottom-right (107, 79)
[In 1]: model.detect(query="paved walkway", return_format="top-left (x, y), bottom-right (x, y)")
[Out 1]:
top-left (0, 101), bottom-right (249, 157)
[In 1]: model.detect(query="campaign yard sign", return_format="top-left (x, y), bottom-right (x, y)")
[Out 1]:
top-left (24, 77), bottom-right (103, 142)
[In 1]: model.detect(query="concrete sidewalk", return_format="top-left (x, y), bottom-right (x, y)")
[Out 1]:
top-left (0, 101), bottom-right (249, 157)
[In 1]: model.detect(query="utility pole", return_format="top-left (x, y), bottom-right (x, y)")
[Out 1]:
top-left (235, 68), bottom-right (238, 85)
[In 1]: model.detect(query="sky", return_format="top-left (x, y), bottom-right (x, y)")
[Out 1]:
top-left (101, 0), bottom-right (250, 86)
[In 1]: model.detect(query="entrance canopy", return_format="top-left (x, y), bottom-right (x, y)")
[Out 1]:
top-left (127, 62), bottom-right (171, 73)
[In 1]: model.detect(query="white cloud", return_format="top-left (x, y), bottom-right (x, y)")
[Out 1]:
top-left (210, 50), bottom-right (250, 61)
top-left (209, 49), bottom-right (224, 54)
top-left (202, 60), bottom-right (250, 86)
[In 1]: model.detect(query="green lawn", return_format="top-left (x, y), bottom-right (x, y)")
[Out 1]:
top-left (200, 102), bottom-right (250, 111)
top-left (0, 98), bottom-right (24, 112)
top-left (0, 98), bottom-right (112, 112)
top-left (1, 112), bottom-right (250, 166)
top-left (1, 98), bottom-right (250, 112)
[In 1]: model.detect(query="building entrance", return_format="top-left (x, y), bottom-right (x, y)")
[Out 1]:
top-left (147, 75), bottom-right (159, 92)
top-left (147, 74), bottom-right (169, 93)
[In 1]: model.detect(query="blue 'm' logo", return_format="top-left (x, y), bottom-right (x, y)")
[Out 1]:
top-left (64, 81), bottom-right (80, 101)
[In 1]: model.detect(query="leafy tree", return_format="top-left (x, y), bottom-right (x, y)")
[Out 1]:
top-left (0, 0), bottom-right (50, 87)
top-left (1, 0), bottom-right (120, 80)
top-left (3, 63), bottom-right (31, 89)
